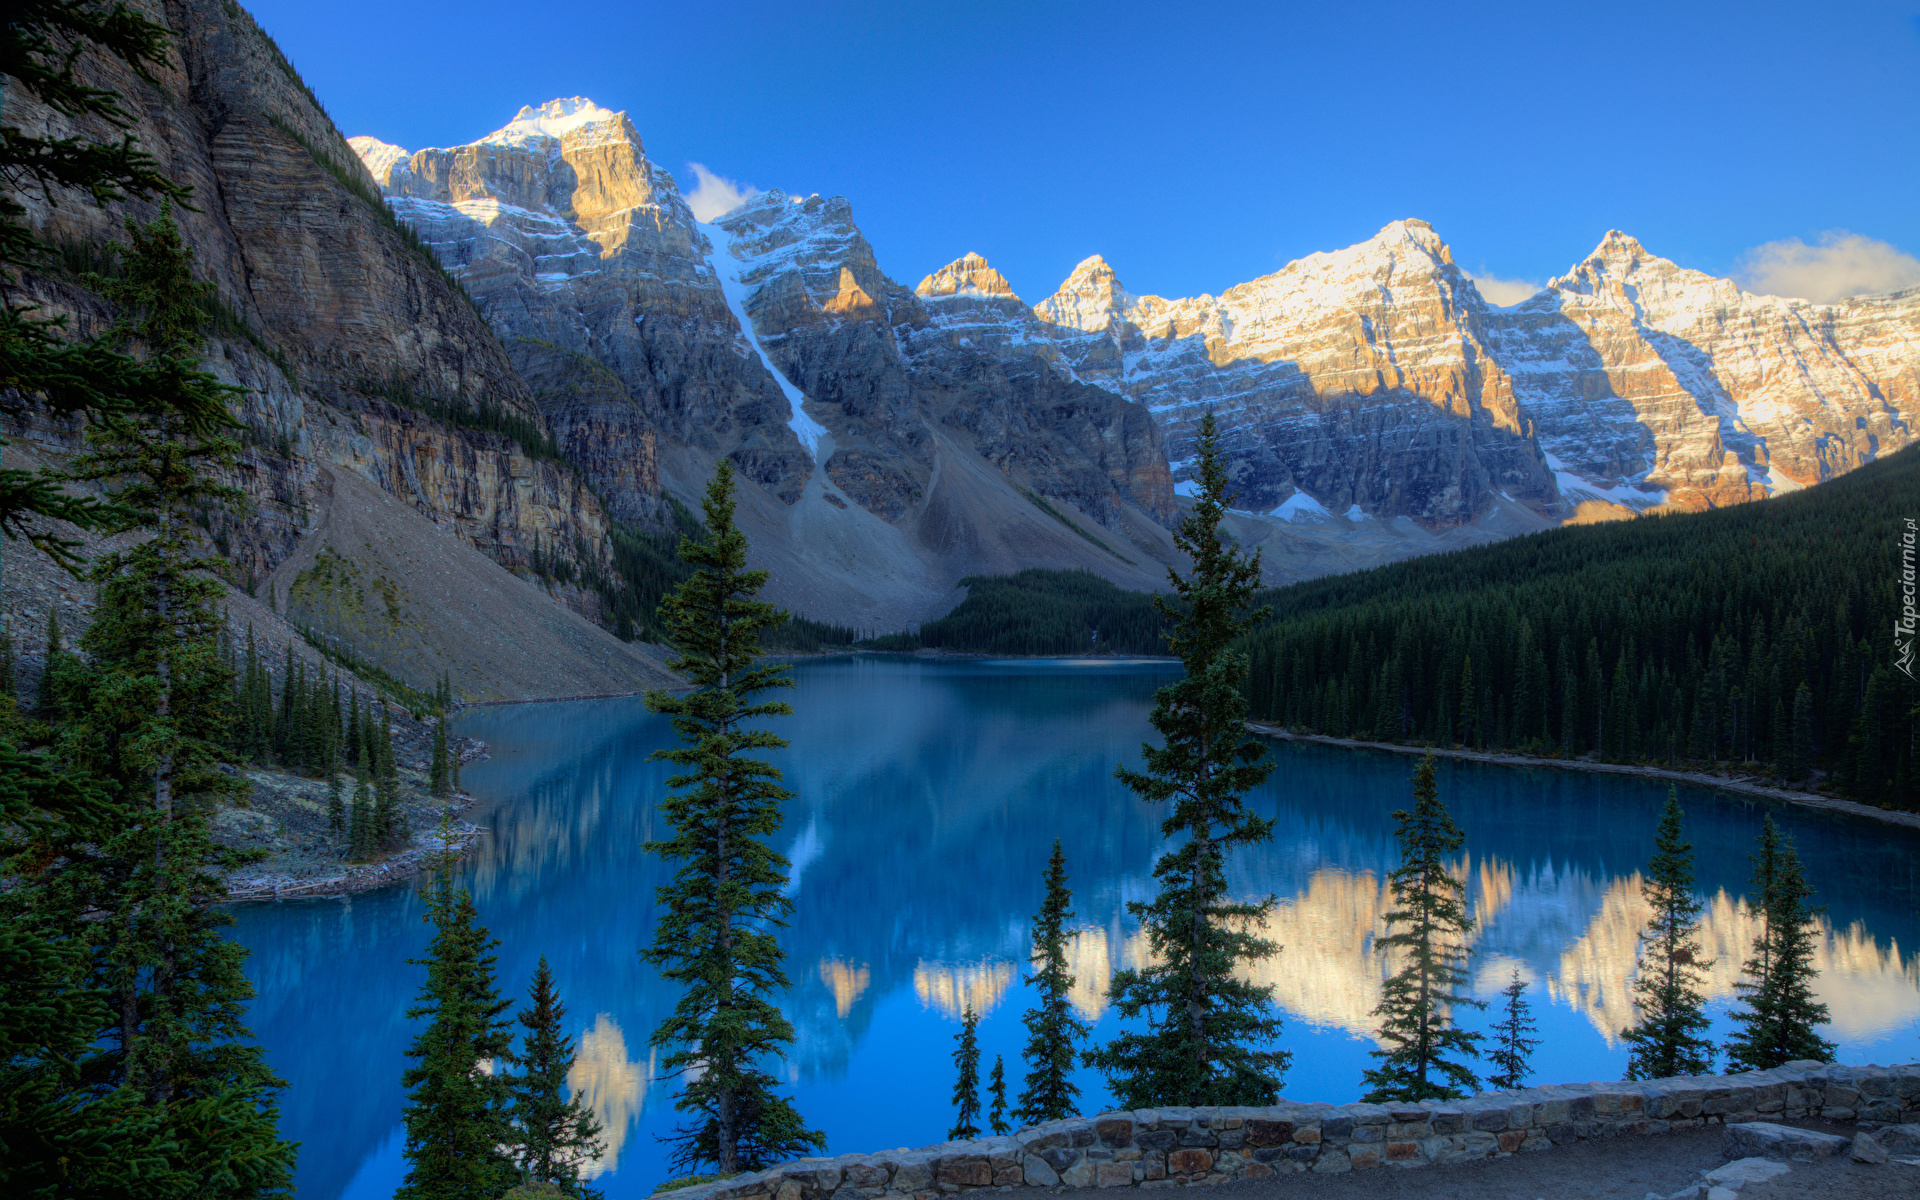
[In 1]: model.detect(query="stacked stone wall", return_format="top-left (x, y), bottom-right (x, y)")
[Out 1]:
top-left (657, 1061), bottom-right (1919, 1198)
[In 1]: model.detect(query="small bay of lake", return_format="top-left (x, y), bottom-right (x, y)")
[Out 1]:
top-left (229, 655), bottom-right (1920, 1199)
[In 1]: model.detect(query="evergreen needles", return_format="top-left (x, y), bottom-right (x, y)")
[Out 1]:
top-left (1621, 789), bottom-right (1716, 1079)
top-left (1360, 755), bottom-right (1484, 1102)
top-left (1724, 816), bottom-right (1835, 1070)
top-left (506, 956), bottom-right (605, 1197)
top-left (1087, 414), bottom-right (1287, 1108)
top-left (950, 1006), bottom-right (982, 1140)
top-left (1017, 839), bottom-right (1089, 1124)
top-left (1484, 972), bottom-right (1539, 1091)
top-left (641, 461), bottom-right (822, 1175)
top-left (400, 864), bottom-right (517, 1200)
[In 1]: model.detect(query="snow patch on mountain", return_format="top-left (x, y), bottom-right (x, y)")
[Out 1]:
top-left (481, 97), bottom-right (625, 149)
top-left (1270, 491), bottom-right (1333, 522)
top-left (700, 220), bottom-right (828, 459)
top-left (347, 136), bottom-right (411, 184)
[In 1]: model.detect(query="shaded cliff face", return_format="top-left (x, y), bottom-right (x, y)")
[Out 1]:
top-left (9, 0), bottom-right (618, 611)
top-left (980, 220), bottom-right (1916, 523)
top-left (353, 107), bottom-right (1178, 626)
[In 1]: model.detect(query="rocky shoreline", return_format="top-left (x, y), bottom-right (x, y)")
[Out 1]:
top-left (221, 812), bottom-right (490, 902)
top-left (1245, 723), bottom-right (1920, 833)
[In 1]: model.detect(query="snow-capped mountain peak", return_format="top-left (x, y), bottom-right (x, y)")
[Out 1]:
top-left (480, 97), bottom-right (631, 149)
top-left (916, 252), bottom-right (1019, 300)
top-left (1034, 255), bottom-right (1137, 333)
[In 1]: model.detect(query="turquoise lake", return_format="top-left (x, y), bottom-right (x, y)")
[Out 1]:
top-left (228, 655), bottom-right (1920, 1199)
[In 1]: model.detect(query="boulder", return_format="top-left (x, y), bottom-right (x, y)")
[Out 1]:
top-left (1850, 1133), bottom-right (1889, 1165)
top-left (1722, 1122), bottom-right (1850, 1162)
top-left (1702, 1157), bottom-right (1792, 1188)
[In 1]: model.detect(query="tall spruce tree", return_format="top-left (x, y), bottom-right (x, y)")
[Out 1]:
top-left (1621, 789), bottom-right (1717, 1079)
top-left (987, 1055), bottom-right (1010, 1136)
top-left (431, 713), bottom-right (452, 797)
top-left (506, 956), bottom-right (604, 1198)
top-left (1484, 972), bottom-right (1540, 1091)
top-left (640, 460), bottom-right (822, 1174)
top-left (1, 10), bottom-right (285, 1193)
top-left (55, 206), bottom-right (295, 1193)
top-left (949, 1006), bottom-right (982, 1140)
top-left (399, 847), bottom-right (517, 1200)
top-left (1087, 414), bottom-right (1287, 1108)
top-left (1360, 755), bottom-right (1484, 1102)
top-left (1724, 816), bottom-right (1835, 1070)
top-left (1017, 839), bottom-right (1089, 1124)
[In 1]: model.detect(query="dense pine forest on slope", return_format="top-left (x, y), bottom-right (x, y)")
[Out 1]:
top-left (1242, 444), bottom-right (1920, 809)
top-left (865, 569), bottom-right (1170, 656)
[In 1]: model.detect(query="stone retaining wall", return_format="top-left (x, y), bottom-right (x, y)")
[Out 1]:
top-left (657, 1061), bottom-right (1919, 1199)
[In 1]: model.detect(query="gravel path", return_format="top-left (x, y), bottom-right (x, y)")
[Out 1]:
top-left (1057, 1123), bottom-right (1916, 1200)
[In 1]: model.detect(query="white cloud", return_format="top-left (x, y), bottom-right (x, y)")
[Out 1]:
top-left (1735, 231), bottom-right (1920, 303)
top-left (681, 162), bottom-right (760, 222)
top-left (1466, 270), bottom-right (1543, 307)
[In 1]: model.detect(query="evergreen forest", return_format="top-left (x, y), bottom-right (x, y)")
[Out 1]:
top-left (866, 568), bottom-right (1169, 656)
top-left (1242, 444), bottom-right (1920, 808)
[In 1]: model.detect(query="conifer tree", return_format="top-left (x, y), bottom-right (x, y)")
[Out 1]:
top-left (1622, 789), bottom-right (1716, 1079)
top-left (987, 1055), bottom-right (1010, 1136)
top-left (1088, 414), bottom-right (1286, 1108)
top-left (506, 956), bottom-right (604, 1198)
top-left (55, 205), bottom-right (297, 1193)
top-left (1017, 839), bottom-right (1089, 1124)
top-left (641, 460), bottom-right (822, 1174)
top-left (372, 700), bottom-right (399, 846)
top-left (1, 10), bottom-right (287, 1193)
top-left (431, 714), bottom-right (452, 798)
top-left (399, 844), bottom-right (517, 1200)
top-left (1724, 816), bottom-right (1835, 1070)
top-left (275, 648), bottom-right (297, 765)
top-left (349, 744), bottom-right (373, 859)
top-left (949, 1006), bottom-right (982, 1140)
top-left (327, 766), bottom-right (344, 840)
top-left (1361, 755), bottom-right (1484, 1102)
top-left (1484, 972), bottom-right (1540, 1091)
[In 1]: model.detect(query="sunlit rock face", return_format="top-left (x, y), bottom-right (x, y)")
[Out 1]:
top-left (934, 222), bottom-right (1916, 526)
top-left (353, 99), bottom-right (777, 524)
top-left (355, 105), bottom-right (1178, 627)
top-left (352, 104), bottom-right (1176, 533)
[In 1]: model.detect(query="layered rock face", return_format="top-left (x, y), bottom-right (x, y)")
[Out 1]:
top-left (9, 0), bottom-right (618, 611)
top-left (353, 98), bottom-right (797, 523)
top-left (1491, 232), bottom-right (1918, 507)
top-left (354, 112), bottom-right (1178, 625)
top-left (946, 220), bottom-right (1916, 523)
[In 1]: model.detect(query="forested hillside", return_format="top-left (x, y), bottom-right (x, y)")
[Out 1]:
top-left (1243, 445), bottom-right (1920, 809)
top-left (867, 569), bottom-right (1169, 656)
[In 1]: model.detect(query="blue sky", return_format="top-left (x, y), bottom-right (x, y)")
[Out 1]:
top-left (247, 0), bottom-right (1920, 305)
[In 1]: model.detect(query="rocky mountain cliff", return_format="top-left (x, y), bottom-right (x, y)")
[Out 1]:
top-left (930, 220), bottom-right (1917, 530)
top-left (6, 0), bottom-right (667, 697)
top-left (14, 0), bottom-right (1917, 659)
top-left (353, 101), bottom-right (1179, 627)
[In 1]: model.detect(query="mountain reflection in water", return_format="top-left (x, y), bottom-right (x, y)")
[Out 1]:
top-left (229, 656), bottom-right (1920, 1200)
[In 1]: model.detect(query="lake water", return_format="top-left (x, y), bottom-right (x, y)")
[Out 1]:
top-left (229, 656), bottom-right (1920, 1199)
